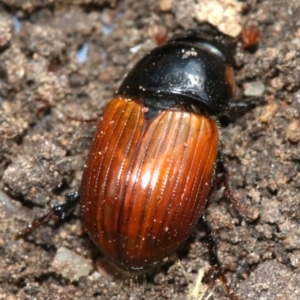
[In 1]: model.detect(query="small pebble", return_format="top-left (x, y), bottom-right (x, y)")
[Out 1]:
top-left (52, 247), bottom-right (93, 281)
top-left (244, 81), bottom-right (265, 97)
top-left (286, 119), bottom-right (300, 143)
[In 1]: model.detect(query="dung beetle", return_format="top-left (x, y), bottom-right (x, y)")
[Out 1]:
top-left (79, 30), bottom-right (236, 272)
top-left (16, 30), bottom-right (240, 280)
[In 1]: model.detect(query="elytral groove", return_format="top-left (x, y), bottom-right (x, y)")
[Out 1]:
top-left (149, 111), bottom-right (187, 250)
top-left (84, 99), bottom-right (122, 248)
top-left (187, 135), bottom-right (209, 231)
top-left (183, 119), bottom-right (208, 230)
top-left (170, 114), bottom-right (203, 229)
top-left (84, 100), bottom-right (119, 213)
top-left (193, 125), bottom-right (216, 222)
top-left (161, 112), bottom-right (192, 249)
top-left (115, 103), bottom-right (143, 262)
top-left (120, 112), bottom-right (164, 261)
top-left (100, 102), bottom-right (136, 256)
top-left (138, 111), bottom-right (184, 257)
top-left (183, 118), bottom-right (216, 239)
top-left (134, 112), bottom-right (173, 257)
top-left (97, 101), bottom-right (134, 249)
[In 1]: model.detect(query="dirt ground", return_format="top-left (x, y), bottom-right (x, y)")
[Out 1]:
top-left (0, 0), bottom-right (300, 299)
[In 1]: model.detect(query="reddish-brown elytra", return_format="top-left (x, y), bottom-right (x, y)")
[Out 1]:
top-left (79, 30), bottom-right (236, 272)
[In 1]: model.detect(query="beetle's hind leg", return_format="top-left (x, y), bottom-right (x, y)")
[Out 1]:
top-left (200, 215), bottom-right (241, 300)
top-left (214, 148), bottom-right (259, 223)
top-left (15, 191), bottom-right (79, 239)
top-left (213, 149), bottom-right (246, 214)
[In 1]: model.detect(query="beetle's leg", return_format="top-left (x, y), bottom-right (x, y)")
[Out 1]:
top-left (221, 98), bottom-right (266, 125)
top-left (201, 215), bottom-right (220, 267)
top-left (15, 191), bottom-right (79, 239)
top-left (201, 215), bottom-right (240, 300)
top-left (51, 191), bottom-right (79, 219)
top-left (66, 115), bottom-right (99, 123)
top-left (214, 151), bottom-right (244, 213)
top-left (230, 98), bottom-right (264, 110)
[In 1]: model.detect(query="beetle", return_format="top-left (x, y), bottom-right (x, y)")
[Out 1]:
top-left (79, 30), bottom-right (236, 272)
top-left (16, 30), bottom-right (240, 278)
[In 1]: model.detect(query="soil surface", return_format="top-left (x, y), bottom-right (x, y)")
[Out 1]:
top-left (0, 0), bottom-right (300, 299)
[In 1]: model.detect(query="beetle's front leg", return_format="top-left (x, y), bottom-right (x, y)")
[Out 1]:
top-left (15, 191), bottom-right (79, 239)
